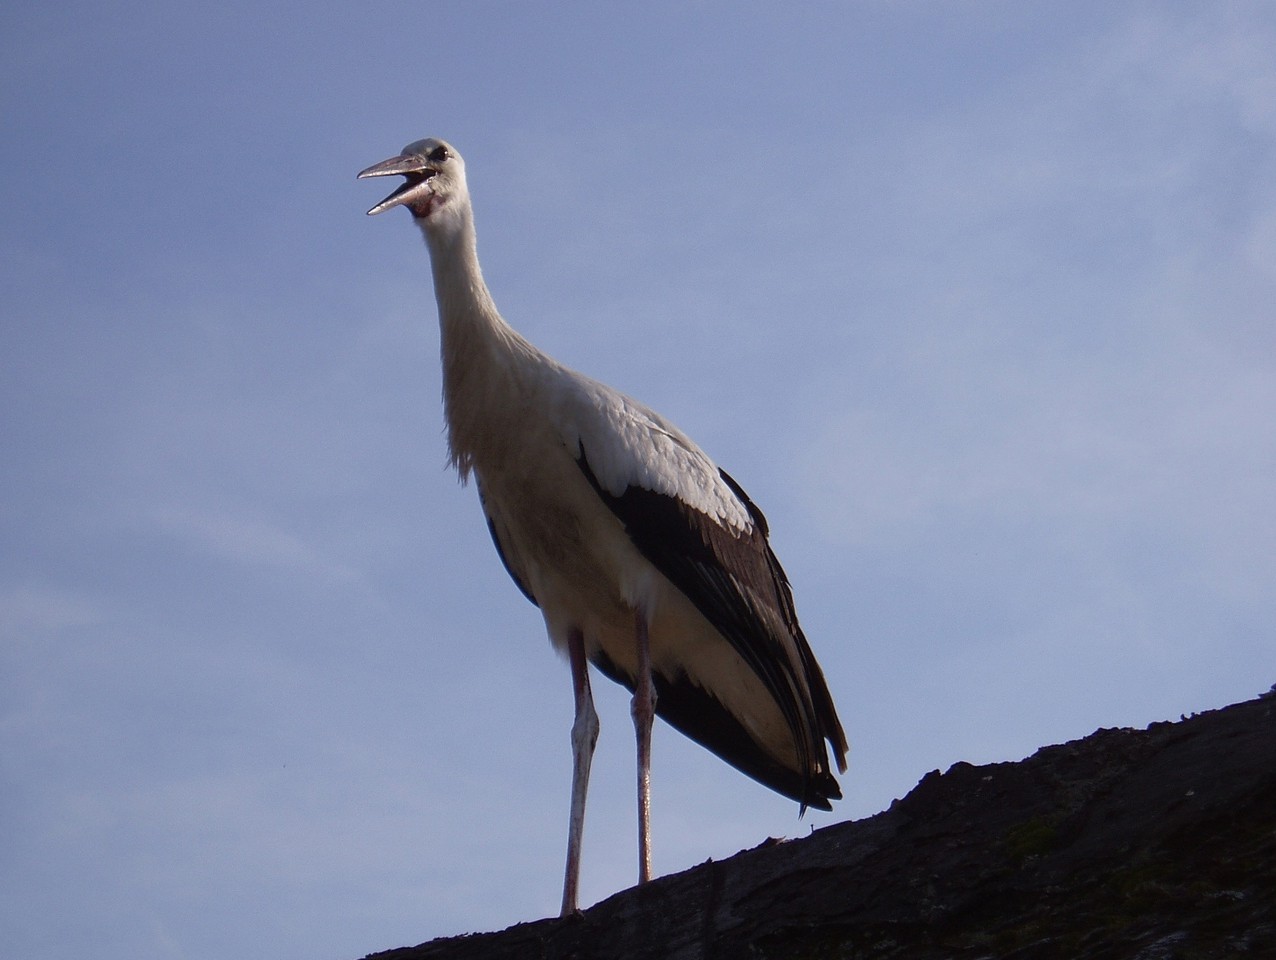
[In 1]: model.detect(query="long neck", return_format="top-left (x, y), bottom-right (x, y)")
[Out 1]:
top-left (424, 208), bottom-right (500, 339)
top-left (419, 202), bottom-right (541, 479)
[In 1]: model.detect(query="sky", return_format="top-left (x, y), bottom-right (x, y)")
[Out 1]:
top-left (3, 2), bottom-right (1275, 957)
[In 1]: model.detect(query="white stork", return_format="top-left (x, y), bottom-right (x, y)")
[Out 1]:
top-left (358, 138), bottom-right (848, 916)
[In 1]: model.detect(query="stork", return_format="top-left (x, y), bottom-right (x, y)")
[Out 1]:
top-left (358, 138), bottom-right (848, 916)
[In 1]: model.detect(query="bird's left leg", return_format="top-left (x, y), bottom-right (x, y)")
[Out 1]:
top-left (632, 608), bottom-right (656, 884)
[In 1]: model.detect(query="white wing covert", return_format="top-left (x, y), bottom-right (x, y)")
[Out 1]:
top-left (552, 373), bottom-right (753, 534)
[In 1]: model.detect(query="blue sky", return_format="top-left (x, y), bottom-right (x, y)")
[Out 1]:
top-left (3, 2), bottom-right (1275, 957)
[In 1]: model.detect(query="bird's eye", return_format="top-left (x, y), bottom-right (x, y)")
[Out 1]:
top-left (428, 145), bottom-right (450, 162)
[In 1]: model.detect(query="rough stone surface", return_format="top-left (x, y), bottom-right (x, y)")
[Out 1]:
top-left (359, 690), bottom-right (1276, 960)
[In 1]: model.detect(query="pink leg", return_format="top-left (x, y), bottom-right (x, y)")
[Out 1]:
top-left (561, 628), bottom-right (598, 917)
top-left (632, 609), bottom-right (656, 884)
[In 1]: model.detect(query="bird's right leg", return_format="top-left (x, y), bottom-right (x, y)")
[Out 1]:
top-left (561, 627), bottom-right (599, 917)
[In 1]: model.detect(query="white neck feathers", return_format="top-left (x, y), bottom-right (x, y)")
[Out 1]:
top-left (417, 200), bottom-right (543, 481)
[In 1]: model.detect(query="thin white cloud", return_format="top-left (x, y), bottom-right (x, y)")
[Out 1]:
top-left (147, 504), bottom-right (361, 583)
top-left (0, 584), bottom-right (103, 637)
top-left (796, 6), bottom-right (1276, 553)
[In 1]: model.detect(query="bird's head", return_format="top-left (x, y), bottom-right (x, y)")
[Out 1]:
top-left (358, 137), bottom-right (467, 221)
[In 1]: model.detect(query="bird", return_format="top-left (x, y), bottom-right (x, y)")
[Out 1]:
top-left (358, 137), bottom-right (848, 916)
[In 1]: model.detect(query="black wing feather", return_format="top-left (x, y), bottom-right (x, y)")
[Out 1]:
top-left (589, 646), bottom-right (833, 810)
top-left (576, 447), bottom-right (847, 809)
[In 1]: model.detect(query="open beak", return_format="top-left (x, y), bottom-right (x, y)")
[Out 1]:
top-left (357, 153), bottom-right (437, 216)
